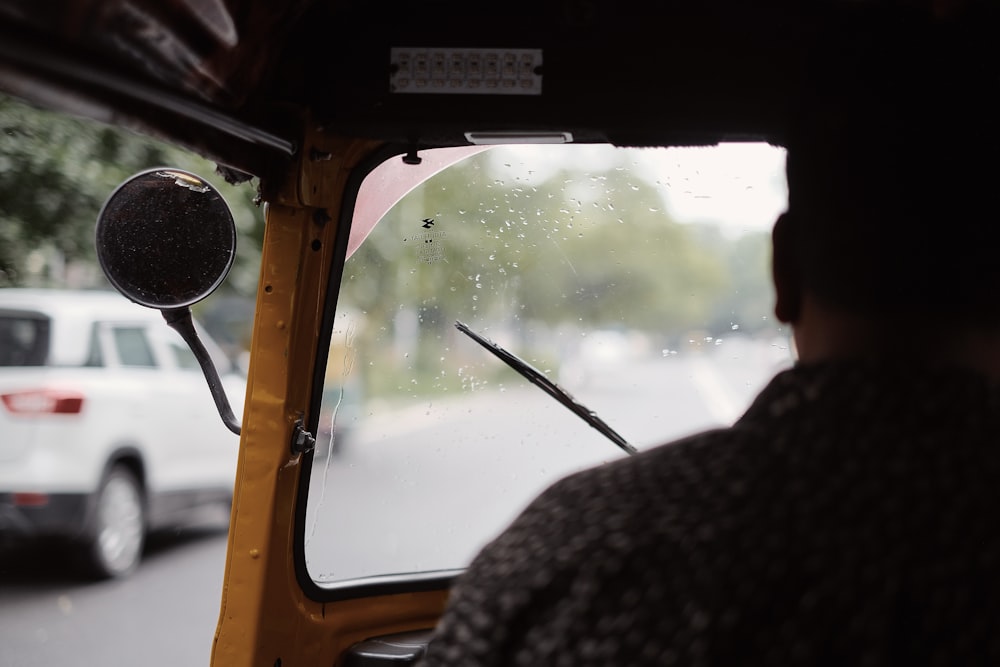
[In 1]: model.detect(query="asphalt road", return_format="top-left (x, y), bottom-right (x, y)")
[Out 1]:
top-left (0, 516), bottom-right (228, 667)
top-left (0, 337), bottom-right (792, 666)
top-left (305, 338), bottom-right (792, 585)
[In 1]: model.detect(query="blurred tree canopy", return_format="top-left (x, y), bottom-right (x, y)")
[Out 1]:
top-left (0, 93), bottom-right (263, 294)
top-left (336, 147), bottom-right (780, 396)
top-left (342, 148), bottom-right (776, 346)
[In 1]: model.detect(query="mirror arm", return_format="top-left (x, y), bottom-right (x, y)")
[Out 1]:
top-left (162, 308), bottom-right (242, 436)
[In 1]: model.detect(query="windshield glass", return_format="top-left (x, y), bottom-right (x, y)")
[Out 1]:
top-left (0, 313), bottom-right (49, 366)
top-left (305, 143), bottom-right (790, 588)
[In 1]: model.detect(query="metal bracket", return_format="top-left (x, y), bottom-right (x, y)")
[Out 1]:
top-left (290, 418), bottom-right (316, 455)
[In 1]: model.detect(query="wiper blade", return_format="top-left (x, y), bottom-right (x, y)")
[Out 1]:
top-left (455, 320), bottom-right (637, 456)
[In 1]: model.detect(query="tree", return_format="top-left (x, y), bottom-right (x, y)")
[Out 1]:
top-left (0, 93), bottom-right (263, 294)
top-left (335, 146), bottom-right (738, 394)
top-left (346, 147), bottom-right (728, 335)
top-left (698, 227), bottom-right (778, 337)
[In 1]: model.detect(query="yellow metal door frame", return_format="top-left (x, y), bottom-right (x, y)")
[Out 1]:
top-left (212, 121), bottom-right (448, 667)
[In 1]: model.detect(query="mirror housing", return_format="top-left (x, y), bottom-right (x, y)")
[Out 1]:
top-left (96, 168), bottom-right (242, 435)
top-left (96, 168), bottom-right (237, 309)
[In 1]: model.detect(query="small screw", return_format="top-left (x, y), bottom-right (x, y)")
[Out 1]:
top-left (313, 208), bottom-right (331, 227)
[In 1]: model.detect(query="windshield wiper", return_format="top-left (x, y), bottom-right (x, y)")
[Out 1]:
top-left (455, 320), bottom-right (637, 456)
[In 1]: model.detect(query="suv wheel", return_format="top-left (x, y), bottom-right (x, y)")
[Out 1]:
top-left (85, 465), bottom-right (146, 578)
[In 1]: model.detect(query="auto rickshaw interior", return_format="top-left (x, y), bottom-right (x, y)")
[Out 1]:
top-left (0, 1), bottom-right (995, 666)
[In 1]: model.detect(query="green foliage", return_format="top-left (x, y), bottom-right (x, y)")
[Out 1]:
top-left (696, 227), bottom-right (776, 336)
top-left (0, 93), bottom-right (263, 293)
top-left (342, 149), bottom-right (736, 339)
top-left (336, 147), bottom-right (777, 396)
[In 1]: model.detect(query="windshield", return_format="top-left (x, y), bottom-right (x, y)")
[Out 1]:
top-left (0, 313), bottom-right (49, 366)
top-left (305, 143), bottom-right (790, 588)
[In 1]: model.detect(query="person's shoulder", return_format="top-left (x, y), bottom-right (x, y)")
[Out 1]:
top-left (426, 424), bottom-right (765, 665)
top-left (484, 424), bottom-right (758, 560)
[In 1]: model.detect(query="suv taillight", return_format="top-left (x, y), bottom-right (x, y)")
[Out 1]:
top-left (1, 389), bottom-right (85, 415)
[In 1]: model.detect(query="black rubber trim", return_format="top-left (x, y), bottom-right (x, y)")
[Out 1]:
top-left (0, 492), bottom-right (90, 538)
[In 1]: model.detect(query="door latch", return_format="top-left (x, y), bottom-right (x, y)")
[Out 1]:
top-left (290, 418), bottom-right (316, 455)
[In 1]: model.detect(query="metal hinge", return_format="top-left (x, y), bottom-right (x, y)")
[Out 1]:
top-left (290, 418), bottom-right (316, 455)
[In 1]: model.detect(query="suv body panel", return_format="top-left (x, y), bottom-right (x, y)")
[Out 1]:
top-left (0, 289), bottom-right (245, 539)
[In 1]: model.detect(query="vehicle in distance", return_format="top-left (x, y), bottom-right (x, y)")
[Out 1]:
top-left (0, 288), bottom-right (245, 578)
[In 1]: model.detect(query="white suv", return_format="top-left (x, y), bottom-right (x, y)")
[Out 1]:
top-left (0, 288), bottom-right (245, 577)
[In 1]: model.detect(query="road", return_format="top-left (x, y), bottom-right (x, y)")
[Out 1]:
top-left (0, 337), bottom-right (792, 666)
top-left (305, 337), bottom-right (793, 585)
top-left (0, 516), bottom-right (228, 667)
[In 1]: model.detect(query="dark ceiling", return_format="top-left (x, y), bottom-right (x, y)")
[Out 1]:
top-left (0, 0), bottom-right (995, 178)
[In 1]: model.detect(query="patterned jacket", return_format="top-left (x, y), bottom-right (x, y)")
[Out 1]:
top-left (422, 361), bottom-right (1000, 666)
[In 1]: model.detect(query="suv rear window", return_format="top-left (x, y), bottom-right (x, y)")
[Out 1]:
top-left (0, 312), bottom-right (50, 366)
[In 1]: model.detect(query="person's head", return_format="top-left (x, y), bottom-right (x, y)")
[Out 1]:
top-left (772, 17), bottom-right (1000, 368)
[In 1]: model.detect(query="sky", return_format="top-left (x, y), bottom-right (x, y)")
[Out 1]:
top-left (484, 143), bottom-right (788, 236)
top-left (634, 143), bottom-right (788, 235)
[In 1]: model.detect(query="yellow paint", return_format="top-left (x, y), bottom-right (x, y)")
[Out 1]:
top-left (210, 122), bottom-right (448, 667)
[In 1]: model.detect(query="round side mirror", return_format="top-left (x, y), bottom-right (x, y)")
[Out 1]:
top-left (96, 168), bottom-right (237, 309)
